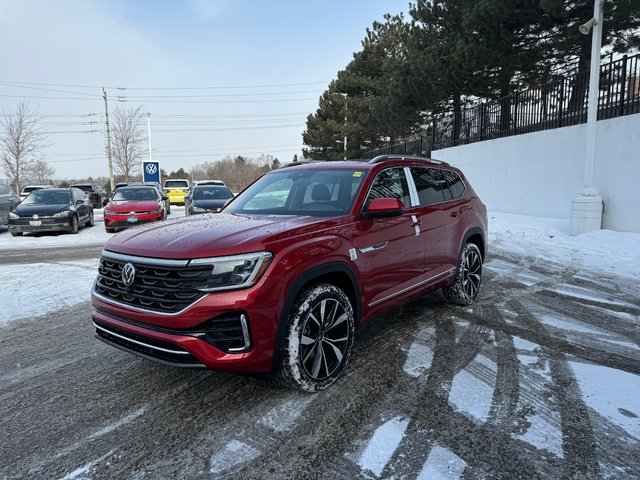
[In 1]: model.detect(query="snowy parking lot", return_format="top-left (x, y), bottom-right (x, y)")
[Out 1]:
top-left (0, 211), bottom-right (639, 479)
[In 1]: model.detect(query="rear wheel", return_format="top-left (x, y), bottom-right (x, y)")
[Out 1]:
top-left (280, 283), bottom-right (355, 392)
top-left (443, 242), bottom-right (483, 305)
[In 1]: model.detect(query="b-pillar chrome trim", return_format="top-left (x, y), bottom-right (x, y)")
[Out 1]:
top-left (358, 241), bottom-right (389, 254)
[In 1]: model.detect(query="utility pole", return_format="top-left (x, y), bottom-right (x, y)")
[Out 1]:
top-left (570, 0), bottom-right (604, 235)
top-left (103, 88), bottom-right (115, 192)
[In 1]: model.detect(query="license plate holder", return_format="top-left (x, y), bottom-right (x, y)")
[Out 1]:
top-left (127, 217), bottom-right (138, 223)
top-left (30, 220), bottom-right (42, 226)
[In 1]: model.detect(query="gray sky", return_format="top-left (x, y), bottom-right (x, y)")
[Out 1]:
top-left (0, 0), bottom-right (409, 180)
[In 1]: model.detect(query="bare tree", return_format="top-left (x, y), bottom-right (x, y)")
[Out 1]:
top-left (110, 105), bottom-right (147, 182)
top-left (1, 100), bottom-right (47, 193)
top-left (30, 159), bottom-right (55, 184)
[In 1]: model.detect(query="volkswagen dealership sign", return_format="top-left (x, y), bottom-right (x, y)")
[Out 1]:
top-left (142, 161), bottom-right (160, 183)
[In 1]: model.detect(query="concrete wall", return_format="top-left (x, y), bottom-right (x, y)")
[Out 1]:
top-left (434, 114), bottom-right (640, 233)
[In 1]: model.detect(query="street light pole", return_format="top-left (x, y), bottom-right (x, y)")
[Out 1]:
top-left (147, 112), bottom-right (153, 162)
top-left (331, 92), bottom-right (348, 160)
top-left (570, 0), bottom-right (604, 235)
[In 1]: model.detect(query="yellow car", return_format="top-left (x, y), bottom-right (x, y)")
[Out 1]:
top-left (163, 179), bottom-right (191, 205)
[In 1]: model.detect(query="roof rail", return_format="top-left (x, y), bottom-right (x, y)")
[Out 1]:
top-left (368, 154), bottom-right (449, 166)
top-left (280, 160), bottom-right (326, 169)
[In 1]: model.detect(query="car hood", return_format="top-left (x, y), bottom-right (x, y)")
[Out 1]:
top-left (14, 203), bottom-right (70, 216)
top-left (107, 200), bottom-right (161, 213)
top-left (192, 199), bottom-right (228, 210)
top-left (104, 213), bottom-right (344, 259)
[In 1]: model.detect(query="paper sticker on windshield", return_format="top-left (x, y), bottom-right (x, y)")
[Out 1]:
top-left (353, 171), bottom-right (364, 177)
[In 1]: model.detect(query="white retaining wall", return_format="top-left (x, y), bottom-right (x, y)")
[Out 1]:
top-left (434, 114), bottom-right (640, 233)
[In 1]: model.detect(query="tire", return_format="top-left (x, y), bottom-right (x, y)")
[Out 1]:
top-left (85, 210), bottom-right (94, 227)
top-left (105, 227), bottom-right (115, 233)
top-left (10, 231), bottom-right (22, 237)
top-left (443, 242), bottom-right (483, 305)
top-left (280, 283), bottom-right (355, 392)
top-left (69, 215), bottom-right (79, 234)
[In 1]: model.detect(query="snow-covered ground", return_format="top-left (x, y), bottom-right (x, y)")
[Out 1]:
top-left (0, 210), bottom-right (638, 324)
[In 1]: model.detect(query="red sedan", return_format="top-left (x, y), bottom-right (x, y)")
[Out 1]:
top-left (103, 186), bottom-right (168, 233)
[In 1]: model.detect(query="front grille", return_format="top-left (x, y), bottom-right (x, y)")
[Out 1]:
top-left (94, 320), bottom-right (203, 366)
top-left (95, 255), bottom-right (211, 313)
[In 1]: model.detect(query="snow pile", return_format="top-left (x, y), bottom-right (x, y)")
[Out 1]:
top-left (489, 212), bottom-right (640, 279)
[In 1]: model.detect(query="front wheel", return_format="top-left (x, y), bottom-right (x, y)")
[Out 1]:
top-left (10, 230), bottom-right (23, 237)
top-left (69, 215), bottom-right (79, 234)
top-left (442, 242), bottom-right (483, 305)
top-left (85, 210), bottom-right (94, 227)
top-left (280, 283), bottom-right (355, 392)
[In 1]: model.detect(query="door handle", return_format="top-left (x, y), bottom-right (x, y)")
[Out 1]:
top-left (450, 211), bottom-right (458, 218)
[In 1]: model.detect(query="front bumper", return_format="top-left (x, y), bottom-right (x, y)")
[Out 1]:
top-left (90, 275), bottom-right (285, 374)
top-left (9, 218), bottom-right (72, 233)
top-left (104, 211), bottom-right (164, 229)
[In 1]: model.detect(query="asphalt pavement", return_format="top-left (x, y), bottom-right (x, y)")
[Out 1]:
top-left (0, 231), bottom-right (639, 479)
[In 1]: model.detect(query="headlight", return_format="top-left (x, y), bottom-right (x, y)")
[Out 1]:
top-left (190, 252), bottom-right (272, 292)
top-left (192, 206), bottom-right (207, 213)
top-left (9, 212), bottom-right (19, 219)
top-left (104, 209), bottom-right (115, 215)
top-left (53, 210), bottom-right (71, 217)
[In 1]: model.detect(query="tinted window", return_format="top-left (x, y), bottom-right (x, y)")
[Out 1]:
top-left (442, 170), bottom-right (465, 199)
top-left (410, 167), bottom-right (444, 206)
top-left (192, 186), bottom-right (233, 200)
top-left (367, 168), bottom-right (411, 208)
top-left (113, 188), bottom-right (159, 201)
top-left (427, 169), bottom-right (453, 201)
top-left (164, 180), bottom-right (189, 189)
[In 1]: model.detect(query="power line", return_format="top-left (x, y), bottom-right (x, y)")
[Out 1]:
top-left (0, 79), bottom-right (329, 90)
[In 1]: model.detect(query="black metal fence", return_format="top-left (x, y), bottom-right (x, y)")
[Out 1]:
top-left (363, 53), bottom-right (640, 159)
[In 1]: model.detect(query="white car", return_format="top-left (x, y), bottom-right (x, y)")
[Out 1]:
top-left (19, 185), bottom-right (53, 201)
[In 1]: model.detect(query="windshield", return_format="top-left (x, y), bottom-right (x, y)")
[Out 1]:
top-left (23, 190), bottom-right (71, 205)
top-left (72, 185), bottom-right (93, 192)
top-left (164, 180), bottom-right (189, 189)
top-left (112, 188), bottom-right (159, 201)
top-left (225, 169), bottom-right (366, 216)
top-left (192, 186), bottom-right (233, 201)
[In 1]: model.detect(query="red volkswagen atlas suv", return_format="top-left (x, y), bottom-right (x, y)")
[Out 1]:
top-left (91, 156), bottom-right (487, 391)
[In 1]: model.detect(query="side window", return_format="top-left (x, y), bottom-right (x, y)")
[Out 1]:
top-left (410, 167), bottom-right (444, 206)
top-left (442, 170), bottom-right (465, 199)
top-left (428, 168), bottom-right (453, 201)
top-left (366, 167), bottom-right (411, 208)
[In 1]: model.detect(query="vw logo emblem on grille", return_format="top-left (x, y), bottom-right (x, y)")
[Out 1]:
top-left (121, 263), bottom-right (136, 287)
top-left (145, 163), bottom-right (157, 175)
top-left (33, 214), bottom-right (39, 219)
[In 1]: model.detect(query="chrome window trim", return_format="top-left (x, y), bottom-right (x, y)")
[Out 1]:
top-left (94, 322), bottom-right (190, 355)
top-left (404, 166), bottom-right (420, 207)
top-left (368, 268), bottom-right (456, 307)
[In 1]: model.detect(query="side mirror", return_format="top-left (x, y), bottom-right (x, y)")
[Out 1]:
top-left (75, 199), bottom-right (84, 206)
top-left (162, 195), bottom-right (169, 201)
top-left (360, 198), bottom-right (404, 220)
